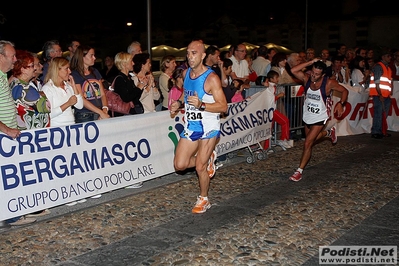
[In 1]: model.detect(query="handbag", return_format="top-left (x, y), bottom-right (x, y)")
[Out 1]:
top-left (106, 76), bottom-right (134, 116)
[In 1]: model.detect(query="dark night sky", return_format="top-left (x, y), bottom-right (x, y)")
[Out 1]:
top-left (0, 1), bottom-right (315, 37)
top-left (0, 0), bottom-right (388, 52)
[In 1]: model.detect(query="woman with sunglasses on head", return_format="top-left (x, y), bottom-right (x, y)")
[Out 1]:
top-left (10, 50), bottom-right (50, 130)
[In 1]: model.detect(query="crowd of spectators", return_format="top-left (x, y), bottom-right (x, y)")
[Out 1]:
top-left (1, 37), bottom-right (397, 226)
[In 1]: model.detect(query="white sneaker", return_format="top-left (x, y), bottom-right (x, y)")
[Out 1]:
top-left (65, 201), bottom-right (77, 206)
top-left (277, 140), bottom-right (291, 149)
top-left (288, 139), bottom-right (294, 147)
top-left (125, 182), bottom-right (143, 189)
top-left (286, 141), bottom-right (293, 148)
top-left (215, 161), bottom-right (224, 170)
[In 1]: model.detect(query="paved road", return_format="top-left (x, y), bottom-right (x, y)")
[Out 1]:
top-left (1, 132), bottom-right (398, 265)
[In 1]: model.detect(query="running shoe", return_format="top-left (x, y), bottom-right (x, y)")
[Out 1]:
top-left (207, 150), bottom-right (217, 178)
top-left (289, 171), bottom-right (302, 182)
top-left (192, 196), bottom-right (211, 214)
top-left (330, 126), bottom-right (337, 144)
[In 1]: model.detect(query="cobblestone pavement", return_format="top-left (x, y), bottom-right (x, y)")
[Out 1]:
top-left (1, 132), bottom-right (398, 266)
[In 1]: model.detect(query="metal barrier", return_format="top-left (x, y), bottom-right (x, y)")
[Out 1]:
top-left (245, 84), bottom-right (305, 152)
top-left (243, 86), bottom-right (267, 98)
top-left (231, 85), bottom-right (305, 161)
top-left (281, 83), bottom-right (305, 140)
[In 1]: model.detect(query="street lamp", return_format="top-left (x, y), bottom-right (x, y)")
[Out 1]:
top-left (305, 0), bottom-right (308, 50)
top-left (147, 0), bottom-right (152, 58)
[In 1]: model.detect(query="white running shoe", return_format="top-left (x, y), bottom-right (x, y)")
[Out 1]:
top-left (277, 140), bottom-right (292, 149)
top-left (125, 182), bottom-right (144, 189)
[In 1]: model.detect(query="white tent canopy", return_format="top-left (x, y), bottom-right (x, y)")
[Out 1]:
top-left (263, 43), bottom-right (294, 54)
top-left (220, 42), bottom-right (293, 54)
top-left (150, 45), bottom-right (180, 61)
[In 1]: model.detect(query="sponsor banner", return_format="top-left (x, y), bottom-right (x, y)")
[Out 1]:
top-left (217, 88), bottom-right (274, 156)
top-left (319, 246), bottom-right (397, 264)
top-left (389, 81), bottom-right (399, 131)
top-left (0, 113), bottom-right (176, 220)
top-left (328, 83), bottom-right (399, 136)
top-left (0, 89), bottom-right (274, 220)
top-left (2, 83), bottom-right (398, 220)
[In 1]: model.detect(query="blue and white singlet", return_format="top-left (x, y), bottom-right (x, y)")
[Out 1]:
top-left (181, 67), bottom-right (220, 141)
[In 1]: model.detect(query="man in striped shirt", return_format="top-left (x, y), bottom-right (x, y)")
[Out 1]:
top-left (0, 40), bottom-right (19, 138)
top-left (0, 40), bottom-right (36, 227)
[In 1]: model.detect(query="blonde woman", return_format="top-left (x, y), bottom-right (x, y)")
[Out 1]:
top-left (42, 57), bottom-right (83, 127)
top-left (112, 52), bottom-right (145, 116)
top-left (42, 57), bottom-right (99, 203)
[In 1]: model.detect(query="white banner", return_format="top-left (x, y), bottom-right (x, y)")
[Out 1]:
top-left (3, 83), bottom-right (397, 220)
top-left (0, 113), bottom-right (176, 220)
top-left (216, 88), bottom-right (274, 155)
top-left (0, 89), bottom-right (274, 220)
top-left (328, 82), bottom-right (399, 135)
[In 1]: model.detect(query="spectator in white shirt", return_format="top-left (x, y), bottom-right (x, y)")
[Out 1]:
top-left (252, 45), bottom-right (270, 77)
top-left (229, 43), bottom-right (249, 84)
top-left (351, 56), bottom-right (370, 91)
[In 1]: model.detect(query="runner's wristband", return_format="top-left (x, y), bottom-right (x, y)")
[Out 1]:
top-left (199, 102), bottom-right (206, 111)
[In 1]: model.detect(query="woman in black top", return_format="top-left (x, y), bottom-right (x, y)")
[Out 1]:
top-left (111, 52), bottom-right (146, 116)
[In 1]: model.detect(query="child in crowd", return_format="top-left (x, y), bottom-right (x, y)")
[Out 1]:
top-left (220, 58), bottom-right (234, 103)
top-left (219, 60), bottom-right (246, 104)
top-left (231, 79), bottom-right (245, 103)
top-left (167, 68), bottom-right (184, 109)
top-left (245, 54), bottom-right (258, 84)
top-left (257, 71), bottom-right (292, 149)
